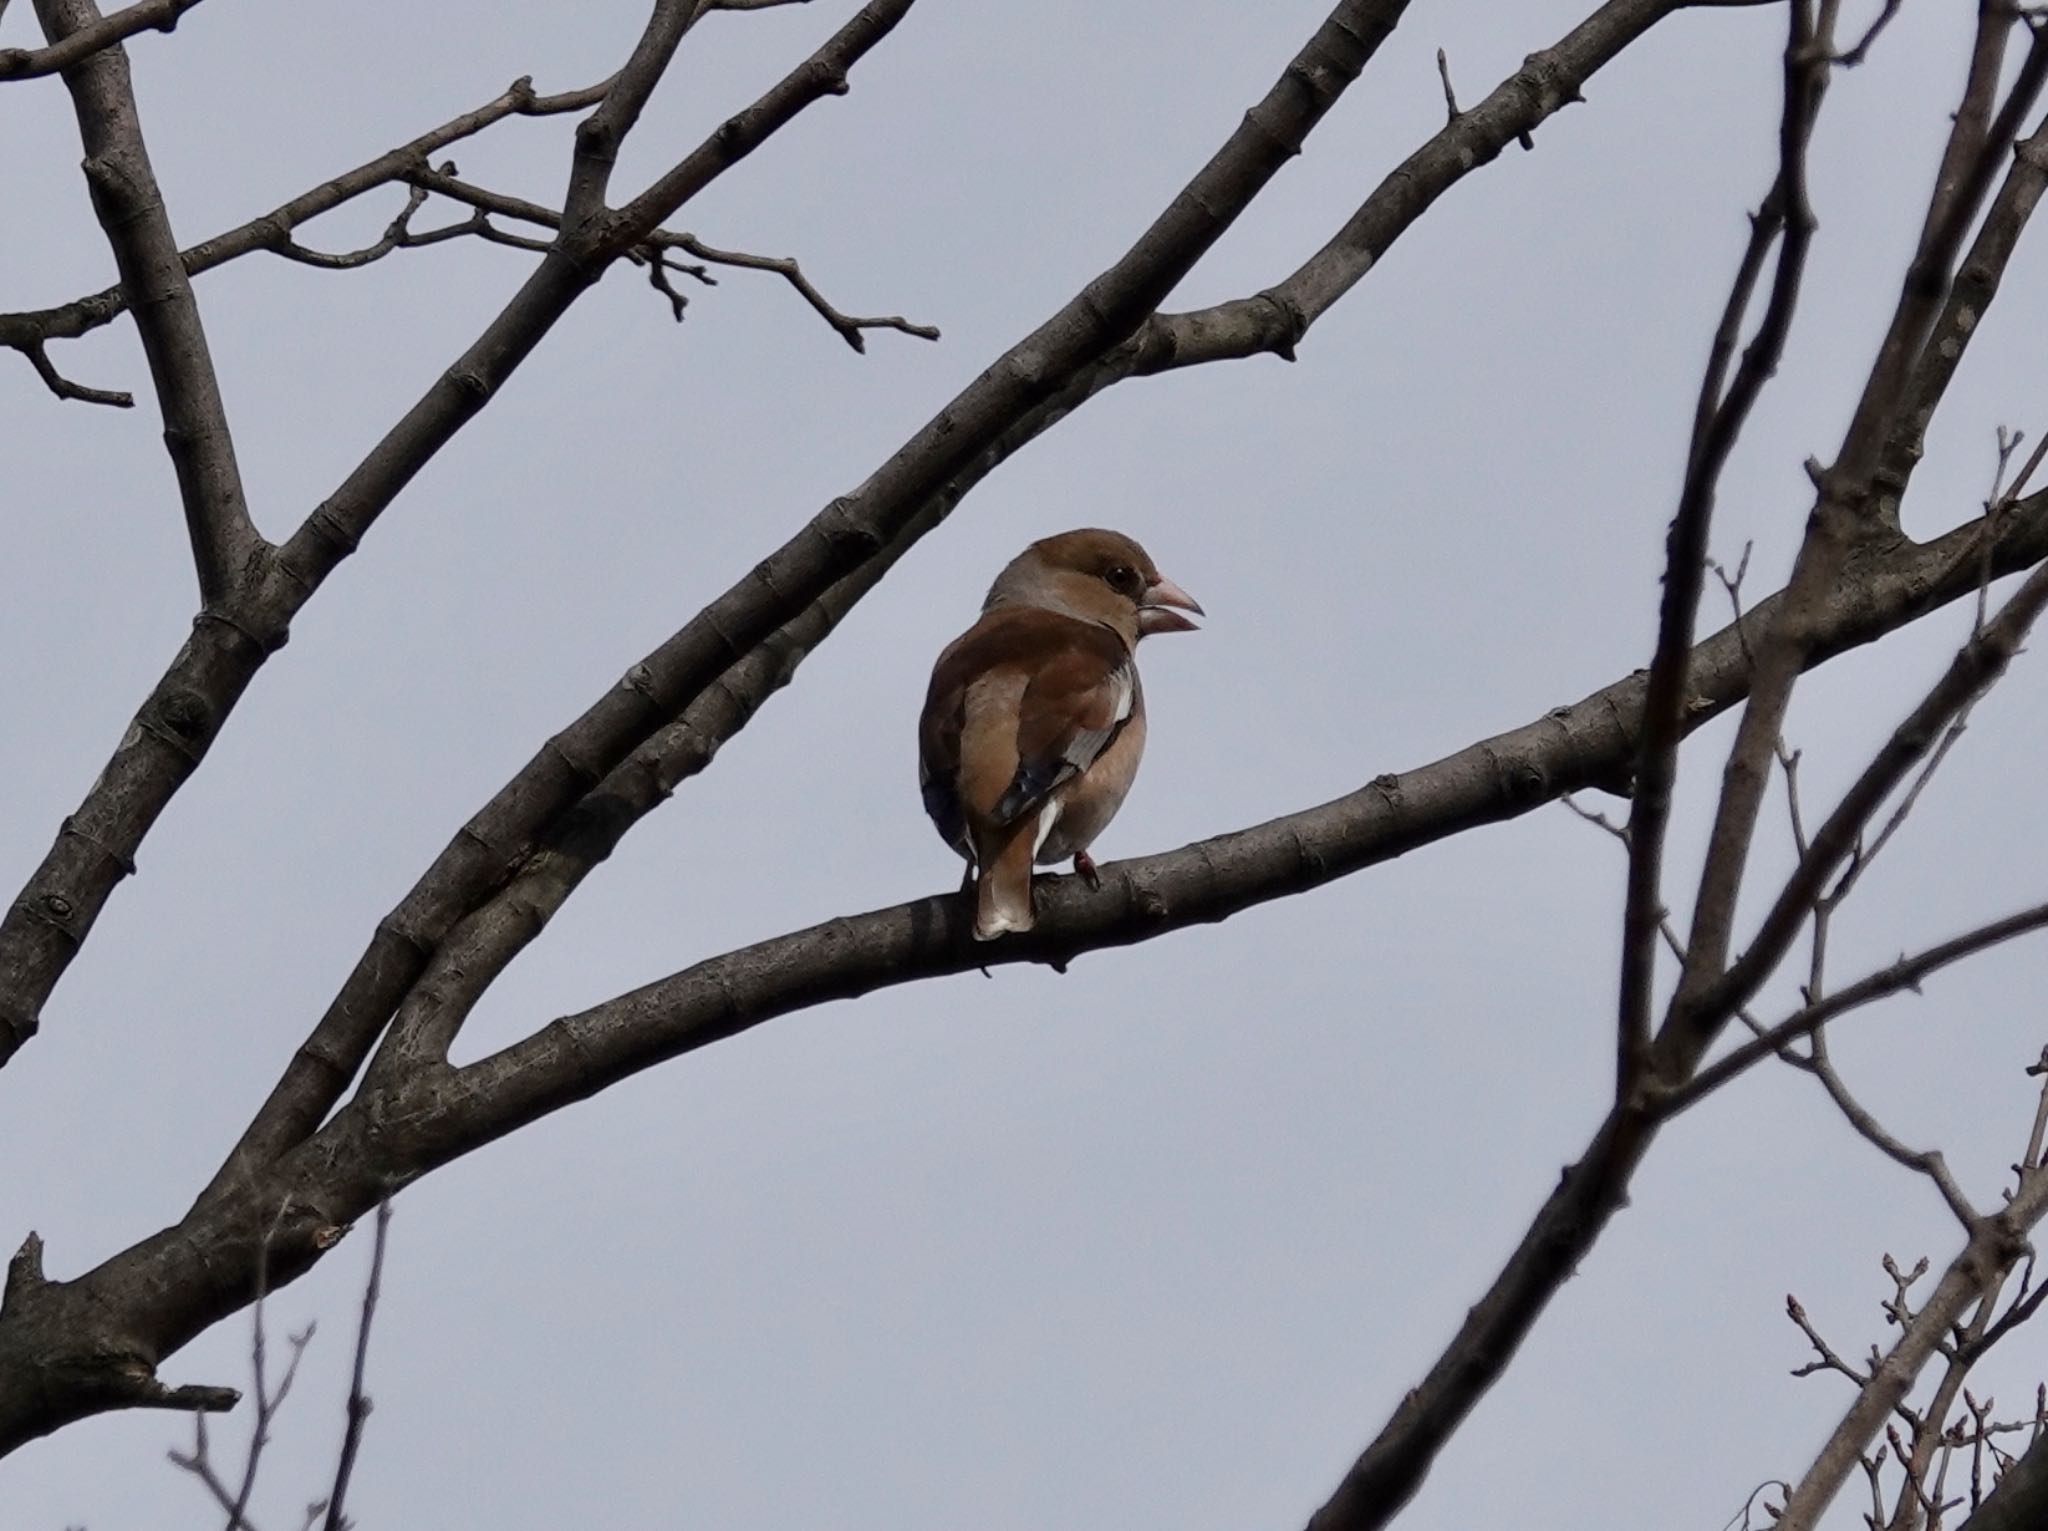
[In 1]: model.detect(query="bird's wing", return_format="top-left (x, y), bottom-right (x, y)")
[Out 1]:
top-left (992, 619), bottom-right (1135, 826)
top-left (921, 608), bottom-right (1137, 834)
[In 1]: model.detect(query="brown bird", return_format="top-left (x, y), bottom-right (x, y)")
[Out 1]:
top-left (918, 529), bottom-right (1202, 940)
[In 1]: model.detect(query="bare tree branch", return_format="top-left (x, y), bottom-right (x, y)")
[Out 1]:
top-left (1960, 1431), bottom-right (2048, 1531)
top-left (320, 1199), bottom-right (390, 1531)
top-left (405, 165), bottom-right (940, 350)
top-left (21, 336), bottom-right (131, 406)
top-left (1620, 0), bottom-right (1823, 1091)
top-left (562, 0), bottom-right (697, 226)
top-left (0, 70), bottom-right (613, 368)
top-left (34, 0), bottom-right (263, 606)
top-left (1670, 552), bottom-right (2048, 1059)
top-left (1834, 0), bottom-right (1905, 68)
top-left (1808, 1026), bottom-right (1978, 1228)
top-left (9, 478), bottom-right (2027, 1454)
top-left (647, 232), bottom-right (940, 351)
top-left (327, 0), bottom-right (1698, 1117)
top-left (1672, 34), bottom-right (2048, 1044)
top-left (11, 4), bottom-right (2048, 1514)
top-left (215, 0), bottom-right (1410, 1178)
top-left (7, 426), bottom-right (2030, 1451)
top-left (1662, 898), bottom-right (2048, 1115)
top-left (1776, 1140), bottom-right (2048, 1529)
top-left (168, 1286), bottom-right (314, 1531)
top-left (0, 0), bottom-right (901, 1074)
top-left (0, 0), bottom-right (200, 81)
top-left (0, 0), bottom-right (1680, 1081)
top-left (1881, 47), bottom-right (2048, 496)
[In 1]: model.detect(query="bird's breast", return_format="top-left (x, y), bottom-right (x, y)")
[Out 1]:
top-left (1036, 707), bottom-right (1147, 865)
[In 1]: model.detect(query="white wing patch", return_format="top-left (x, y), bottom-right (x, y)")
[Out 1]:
top-left (1032, 797), bottom-right (1064, 855)
top-left (1109, 665), bottom-right (1134, 725)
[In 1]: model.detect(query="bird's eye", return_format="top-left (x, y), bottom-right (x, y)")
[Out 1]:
top-left (1104, 564), bottom-right (1140, 595)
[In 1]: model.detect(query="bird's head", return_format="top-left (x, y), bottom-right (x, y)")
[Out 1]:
top-left (983, 528), bottom-right (1203, 645)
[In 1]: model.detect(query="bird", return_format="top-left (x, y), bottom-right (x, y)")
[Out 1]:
top-left (918, 528), bottom-right (1202, 941)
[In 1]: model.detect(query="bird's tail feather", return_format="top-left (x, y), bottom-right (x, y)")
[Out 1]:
top-left (973, 830), bottom-right (1037, 940)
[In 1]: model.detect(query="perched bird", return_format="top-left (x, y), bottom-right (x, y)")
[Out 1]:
top-left (918, 528), bottom-right (1202, 940)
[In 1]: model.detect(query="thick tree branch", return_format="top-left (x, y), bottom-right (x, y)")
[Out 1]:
top-left (9, 0), bottom-right (2045, 1498)
top-left (1881, 104), bottom-right (2048, 494)
top-left (0, 3), bottom-right (898, 1073)
top-left (948, 0), bottom-right (1710, 397)
top-left (563, 0), bottom-right (697, 224)
top-left (391, 497), bottom-right (2048, 1157)
top-left (34, 0), bottom-right (262, 606)
top-left (7, 477), bottom-right (2048, 1463)
top-left (212, 0), bottom-right (1410, 1178)
top-left (344, 0), bottom-right (1701, 1099)
top-left (1958, 1408), bottom-right (2048, 1531)
top-left (0, 0), bottom-right (198, 80)
top-left (4, 0), bottom-right (1687, 1086)
top-left (1852, 20), bottom-right (2048, 517)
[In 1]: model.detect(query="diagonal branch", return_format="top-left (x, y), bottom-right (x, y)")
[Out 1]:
top-left (0, 0), bottom-right (200, 80)
top-left (406, 492), bottom-right (2048, 1161)
top-left (3, 0), bottom-right (1690, 1082)
top-left (1959, 1428), bottom-right (2048, 1531)
top-left (1806, 1024), bottom-right (1978, 1227)
top-left (1667, 552), bottom-right (2048, 1063)
top-left (1620, 0), bottom-right (1823, 1090)
top-left (1882, 97), bottom-right (2048, 494)
top-left (1674, 35), bottom-right (2048, 1031)
top-left (562, 0), bottom-right (697, 224)
top-left (34, 0), bottom-right (263, 606)
top-left (212, 0), bottom-right (1411, 1179)
top-left (270, 0), bottom-right (918, 602)
top-left (0, 2), bottom-right (899, 1075)
top-left (1774, 1174), bottom-right (2048, 1530)
top-left (349, 0), bottom-right (1695, 1092)
top-left (923, 0), bottom-right (1716, 405)
top-left (9, 483), bottom-right (2048, 1461)
top-left (1661, 898), bottom-right (2048, 1116)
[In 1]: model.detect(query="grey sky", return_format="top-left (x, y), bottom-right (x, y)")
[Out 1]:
top-left (5, 2), bottom-right (2047, 1527)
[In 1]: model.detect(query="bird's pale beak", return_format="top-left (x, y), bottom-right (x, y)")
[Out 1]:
top-left (1137, 574), bottom-right (1204, 636)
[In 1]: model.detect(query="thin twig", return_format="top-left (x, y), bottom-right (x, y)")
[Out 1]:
top-left (405, 165), bottom-right (939, 350)
top-left (1675, 552), bottom-right (2048, 1059)
top-left (1789, 1293), bottom-right (1872, 1385)
top-left (20, 337), bottom-right (132, 407)
top-left (322, 1198), bottom-right (392, 1531)
top-left (168, 1209), bottom-right (314, 1531)
top-left (1834, 0), bottom-right (1903, 67)
top-left (1657, 898), bottom-right (2048, 1116)
top-left (1809, 1026), bottom-right (1978, 1227)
